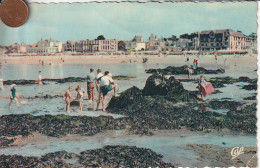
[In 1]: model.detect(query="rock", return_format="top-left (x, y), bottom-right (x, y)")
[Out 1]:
top-left (0, 145), bottom-right (175, 167)
top-left (4, 80), bottom-right (46, 85)
top-left (241, 84), bottom-right (257, 91)
top-left (107, 86), bottom-right (142, 110)
top-left (79, 145), bottom-right (174, 167)
top-left (207, 100), bottom-right (243, 111)
top-left (142, 73), bottom-right (185, 96)
top-left (145, 65), bottom-right (225, 75)
top-left (244, 95), bottom-right (256, 100)
top-left (70, 101), bottom-right (80, 106)
top-left (3, 75), bottom-right (133, 86)
top-left (0, 137), bottom-right (15, 147)
top-left (0, 154), bottom-right (72, 167)
top-left (227, 103), bottom-right (256, 134)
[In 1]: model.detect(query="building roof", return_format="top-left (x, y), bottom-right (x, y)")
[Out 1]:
top-left (132, 35), bottom-right (144, 43)
top-left (200, 29), bottom-right (245, 37)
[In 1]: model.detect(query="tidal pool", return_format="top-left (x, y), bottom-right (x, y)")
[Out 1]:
top-left (0, 130), bottom-right (256, 167)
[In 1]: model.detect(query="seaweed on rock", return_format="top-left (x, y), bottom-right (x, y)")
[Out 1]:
top-left (145, 65), bottom-right (225, 75)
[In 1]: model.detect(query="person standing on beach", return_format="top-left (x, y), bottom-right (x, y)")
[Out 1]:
top-left (198, 75), bottom-right (207, 100)
top-left (187, 66), bottom-right (193, 79)
top-left (9, 84), bottom-right (19, 109)
top-left (193, 59), bottom-right (197, 69)
top-left (96, 71), bottom-right (117, 112)
top-left (86, 68), bottom-right (95, 101)
top-left (64, 87), bottom-right (75, 112)
top-left (95, 69), bottom-right (103, 93)
top-left (76, 85), bottom-right (85, 97)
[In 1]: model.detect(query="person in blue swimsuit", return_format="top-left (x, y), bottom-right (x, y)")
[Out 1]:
top-left (9, 84), bottom-right (19, 109)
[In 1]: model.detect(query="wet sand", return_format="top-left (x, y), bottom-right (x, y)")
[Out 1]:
top-left (187, 144), bottom-right (257, 167)
top-left (0, 54), bottom-right (257, 68)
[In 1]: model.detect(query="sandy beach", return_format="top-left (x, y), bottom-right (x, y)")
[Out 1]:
top-left (0, 54), bottom-right (257, 68)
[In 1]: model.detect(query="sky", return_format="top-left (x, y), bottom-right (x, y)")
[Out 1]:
top-left (0, 2), bottom-right (257, 46)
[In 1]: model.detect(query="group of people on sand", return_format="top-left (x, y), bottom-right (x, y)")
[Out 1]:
top-left (193, 59), bottom-right (199, 69)
top-left (186, 59), bottom-right (200, 79)
top-left (64, 68), bottom-right (117, 113)
top-left (186, 58), bottom-right (214, 101)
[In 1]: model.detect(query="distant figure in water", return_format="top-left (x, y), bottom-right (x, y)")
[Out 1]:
top-left (196, 59), bottom-right (199, 67)
top-left (9, 84), bottom-right (19, 110)
top-left (75, 87), bottom-right (84, 112)
top-left (0, 78), bottom-right (4, 90)
top-left (38, 71), bottom-right (42, 81)
top-left (64, 87), bottom-right (75, 112)
top-left (38, 71), bottom-right (43, 86)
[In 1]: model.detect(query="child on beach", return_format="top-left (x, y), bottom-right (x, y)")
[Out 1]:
top-left (64, 87), bottom-right (75, 112)
top-left (75, 87), bottom-right (84, 112)
top-left (9, 84), bottom-right (19, 109)
top-left (76, 85), bottom-right (85, 97)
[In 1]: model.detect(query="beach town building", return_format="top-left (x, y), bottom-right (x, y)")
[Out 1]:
top-left (245, 33), bottom-right (257, 53)
top-left (162, 38), bottom-right (193, 52)
top-left (63, 39), bottom-right (118, 53)
top-left (97, 39), bottom-right (118, 52)
top-left (6, 43), bottom-right (27, 53)
top-left (147, 33), bottom-right (165, 51)
top-left (198, 29), bottom-right (247, 51)
top-left (125, 35), bottom-right (146, 51)
top-left (27, 38), bottom-right (63, 54)
top-left (162, 40), bottom-right (177, 52)
top-left (63, 40), bottom-right (86, 52)
top-left (0, 46), bottom-right (7, 54)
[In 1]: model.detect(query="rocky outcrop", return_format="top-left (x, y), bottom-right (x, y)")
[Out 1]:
top-left (0, 145), bottom-right (175, 167)
top-left (0, 114), bottom-right (126, 137)
top-left (145, 65), bottom-right (225, 75)
top-left (79, 146), bottom-right (174, 167)
top-left (3, 75), bottom-right (135, 86)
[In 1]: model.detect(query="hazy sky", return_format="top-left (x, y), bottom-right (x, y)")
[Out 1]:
top-left (0, 2), bottom-right (257, 45)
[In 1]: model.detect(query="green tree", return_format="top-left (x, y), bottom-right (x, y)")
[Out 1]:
top-left (96, 35), bottom-right (105, 40)
top-left (118, 41), bottom-right (126, 51)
